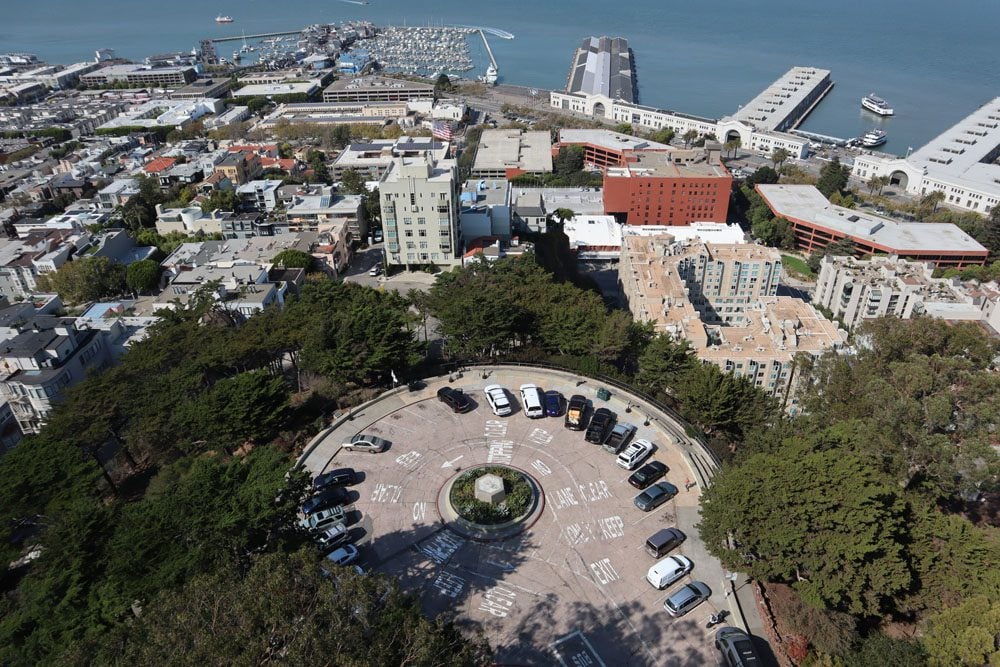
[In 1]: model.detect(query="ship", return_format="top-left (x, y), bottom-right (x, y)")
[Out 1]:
top-left (215, 15), bottom-right (234, 23)
top-left (861, 128), bottom-right (888, 148)
top-left (861, 93), bottom-right (894, 116)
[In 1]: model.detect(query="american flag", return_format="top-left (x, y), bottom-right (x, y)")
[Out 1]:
top-left (432, 120), bottom-right (453, 141)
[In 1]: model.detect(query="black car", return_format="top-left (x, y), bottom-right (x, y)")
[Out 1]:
top-left (633, 481), bottom-right (679, 511)
top-left (584, 408), bottom-right (616, 444)
top-left (628, 461), bottom-right (669, 489)
top-left (437, 386), bottom-right (472, 413)
top-left (565, 394), bottom-right (589, 430)
top-left (313, 467), bottom-right (359, 491)
top-left (302, 486), bottom-right (352, 516)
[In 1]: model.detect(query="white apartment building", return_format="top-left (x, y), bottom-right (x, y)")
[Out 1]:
top-left (380, 155), bottom-right (461, 269)
top-left (619, 236), bottom-right (845, 404)
top-left (816, 254), bottom-right (991, 329)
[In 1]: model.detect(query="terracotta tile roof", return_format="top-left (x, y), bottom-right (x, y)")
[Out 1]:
top-left (143, 157), bottom-right (177, 174)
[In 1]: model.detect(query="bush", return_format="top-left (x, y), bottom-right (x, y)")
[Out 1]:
top-left (449, 467), bottom-right (533, 524)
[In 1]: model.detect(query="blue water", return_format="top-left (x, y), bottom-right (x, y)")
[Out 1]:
top-left (4, 0), bottom-right (999, 155)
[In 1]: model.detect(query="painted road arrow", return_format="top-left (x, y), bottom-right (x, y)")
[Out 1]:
top-left (441, 455), bottom-right (464, 469)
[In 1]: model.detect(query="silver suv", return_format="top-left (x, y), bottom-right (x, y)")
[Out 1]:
top-left (663, 581), bottom-right (711, 617)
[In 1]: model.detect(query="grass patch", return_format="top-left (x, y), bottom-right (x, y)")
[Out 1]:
top-left (781, 254), bottom-right (815, 279)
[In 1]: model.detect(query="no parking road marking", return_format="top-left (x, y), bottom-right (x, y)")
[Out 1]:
top-left (419, 531), bottom-right (466, 564)
top-left (551, 630), bottom-right (607, 667)
top-left (478, 584), bottom-right (517, 617)
top-left (395, 450), bottom-right (422, 469)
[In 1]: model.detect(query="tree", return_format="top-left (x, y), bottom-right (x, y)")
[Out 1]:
top-left (867, 174), bottom-right (890, 196)
top-left (125, 259), bottom-right (162, 294)
top-left (746, 166), bottom-right (780, 186)
top-left (339, 167), bottom-right (367, 194)
top-left (723, 137), bottom-right (741, 158)
top-left (636, 334), bottom-right (696, 395)
top-left (613, 123), bottom-right (634, 136)
top-left (271, 249), bottom-right (316, 271)
top-left (816, 157), bottom-right (850, 198)
top-left (699, 443), bottom-right (912, 615)
top-left (200, 188), bottom-right (238, 213)
top-left (433, 73), bottom-right (454, 99)
top-left (682, 129), bottom-right (699, 147)
top-left (36, 256), bottom-right (127, 304)
top-left (923, 595), bottom-right (1000, 666)
top-left (807, 237), bottom-right (855, 273)
top-left (648, 127), bottom-right (675, 144)
top-left (771, 147), bottom-right (791, 170)
top-left (366, 185), bottom-right (382, 226)
top-left (553, 145), bottom-right (584, 176)
top-left (74, 550), bottom-right (490, 666)
top-left (552, 208), bottom-right (575, 224)
top-left (918, 190), bottom-right (946, 217)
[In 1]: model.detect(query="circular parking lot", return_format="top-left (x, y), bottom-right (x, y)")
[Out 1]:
top-left (304, 367), bottom-right (734, 666)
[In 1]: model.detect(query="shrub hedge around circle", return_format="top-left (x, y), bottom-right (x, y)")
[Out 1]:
top-left (449, 466), bottom-right (534, 525)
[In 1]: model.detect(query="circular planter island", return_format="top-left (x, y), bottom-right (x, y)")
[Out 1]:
top-left (438, 465), bottom-right (544, 540)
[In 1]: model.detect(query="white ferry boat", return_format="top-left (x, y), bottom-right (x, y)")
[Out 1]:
top-left (861, 93), bottom-right (894, 116)
top-left (215, 15), bottom-right (234, 23)
top-left (861, 128), bottom-right (888, 148)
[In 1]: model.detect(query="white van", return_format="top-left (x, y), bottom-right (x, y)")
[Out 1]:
top-left (646, 554), bottom-right (693, 589)
top-left (519, 384), bottom-right (544, 419)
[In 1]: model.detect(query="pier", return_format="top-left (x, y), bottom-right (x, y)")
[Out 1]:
top-left (731, 66), bottom-right (834, 133)
top-left (789, 129), bottom-right (850, 147)
top-left (478, 30), bottom-right (499, 83)
top-left (211, 30), bottom-right (302, 44)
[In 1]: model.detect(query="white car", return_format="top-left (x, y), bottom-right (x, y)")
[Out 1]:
top-left (617, 438), bottom-right (654, 470)
top-left (299, 505), bottom-right (346, 532)
top-left (315, 521), bottom-right (350, 549)
top-left (646, 554), bottom-right (694, 589)
top-left (325, 544), bottom-right (360, 567)
top-left (518, 384), bottom-right (544, 418)
top-left (484, 384), bottom-right (512, 417)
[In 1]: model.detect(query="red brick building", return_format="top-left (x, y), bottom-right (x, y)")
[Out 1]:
top-left (602, 147), bottom-right (731, 226)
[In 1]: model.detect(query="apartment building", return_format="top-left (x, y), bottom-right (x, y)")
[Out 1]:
top-left (472, 130), bottom-right (553, 179)
top-left (815, 254), bottom-right (990, 329)
top-left (380, 155), bottom-right (461, 268)
top-left (0, 314), bottom-right (110, 434)
top-left (284, 194), bottom-right (365, 240)
top-left (619, 235), bottom-right (845, 404)
top-left (322, 75), bottom-right (434, 103)
top-left (331, 136), bottom-right (449, 181)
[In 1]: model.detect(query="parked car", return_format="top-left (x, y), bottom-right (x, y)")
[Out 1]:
top-left (585, 408), bottom-right (616, 444)
top-left (369, 264), bottom-right (382, 277)
top-left (602, 422), bottom-right (636, 454)
top-left (313, 467), bottom-right (358, 491)
top-left (437, 386), bottom-right (472, 413)
top-left (519, 384), bottom-right (544, 418)
top-left (564, 394), bottom-right (588, 430)
top-left (663, 581), bottom-right (711, 617)
top-left (484, 384), bottom-right (513, 416)
top-left (633, 481), bottom-right (678, 511)
top-left (300, 505), bottom-right (346, 532)
top-left (628, 461), bottom-right (669, 489)
top-left (543, 390), bottom-right (563, 417)
top-left (646, 527), bottom-right (686, 558)
top-left (646, 554), bottom-right (694, 589)
top-left (372, 229), bottom-right (383, 243)
top-left (715, 627), bottom-right (764, 667)
top-left (302, 486), bottom-right (352, 516)
top-left (325, 544), bottom-right (360, 567)
top-left (315, 521), bottom-right (350, 549)
top-left (341, 434), bottom-right (388, 453)
top-left (617, 439), bottom-right (654, 470)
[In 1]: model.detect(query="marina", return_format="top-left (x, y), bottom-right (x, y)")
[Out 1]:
top-left (364, 26), bottom-right (476, 76)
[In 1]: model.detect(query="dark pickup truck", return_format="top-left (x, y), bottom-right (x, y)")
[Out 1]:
top-left (564, 394), bottom-right (589, 430)
top-left (585, 408), bottom-right (617, 444)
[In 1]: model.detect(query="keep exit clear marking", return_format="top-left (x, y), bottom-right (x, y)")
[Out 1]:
top-left (550, 630), bottom-right (607, 667)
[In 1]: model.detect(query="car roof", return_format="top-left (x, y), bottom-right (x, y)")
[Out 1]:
top-left (544, 389), bottom-right (561, 396)
top-left (519, 383), bottom-right (539, 392)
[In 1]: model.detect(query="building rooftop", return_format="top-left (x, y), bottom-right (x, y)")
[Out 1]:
top-left (232, 81), bottom-right (320, 98)
top-left (566, 36), bottom-right (635, 103)
top-left (559, 128), bottom-right (671, 153)
top-left (473, 130), bottom-right (553, 174)
top-left (907, 96), bottom-right (1000, 198)
top-left (606, 148), bottom-right (729, 178)
top-left (729, 66), bottom-right (831, 131)
top-left (323, 75), bottom-right (434, 94)
top-left (758, 184), bottom-right (988, 254)
top-left (512, 186), bottom-right (606, 216)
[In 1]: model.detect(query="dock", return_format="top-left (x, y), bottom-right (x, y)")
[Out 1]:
top-left (565, 36), bottom-right (636, 104)
top-left (789, 129), bottom-right (850, 147)
top-left (731, 66), bottom-right (834, 132)
top-left (211, 30), bottom-right (302, 44)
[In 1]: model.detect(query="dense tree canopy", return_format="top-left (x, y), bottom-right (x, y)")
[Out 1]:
top-left (271, 248), bottom-right (316, 271)
top-left (125, 258), bottom-right (162, 294)
top-left (36, 256), bottom-right (127, 304)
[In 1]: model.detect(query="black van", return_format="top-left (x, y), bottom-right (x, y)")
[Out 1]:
top-left (645, 527), bottom-right (686, 558)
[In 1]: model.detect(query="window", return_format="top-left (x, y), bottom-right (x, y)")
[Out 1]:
top-left (417, 217), bottom-right (426, 225)
top-left (404, 230), bottom-right (413, 237)
top-left (418, 230), bottom-right (426, 237)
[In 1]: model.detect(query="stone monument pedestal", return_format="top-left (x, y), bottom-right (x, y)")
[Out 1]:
top-left (475, 473), bottom-right (505, 504)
